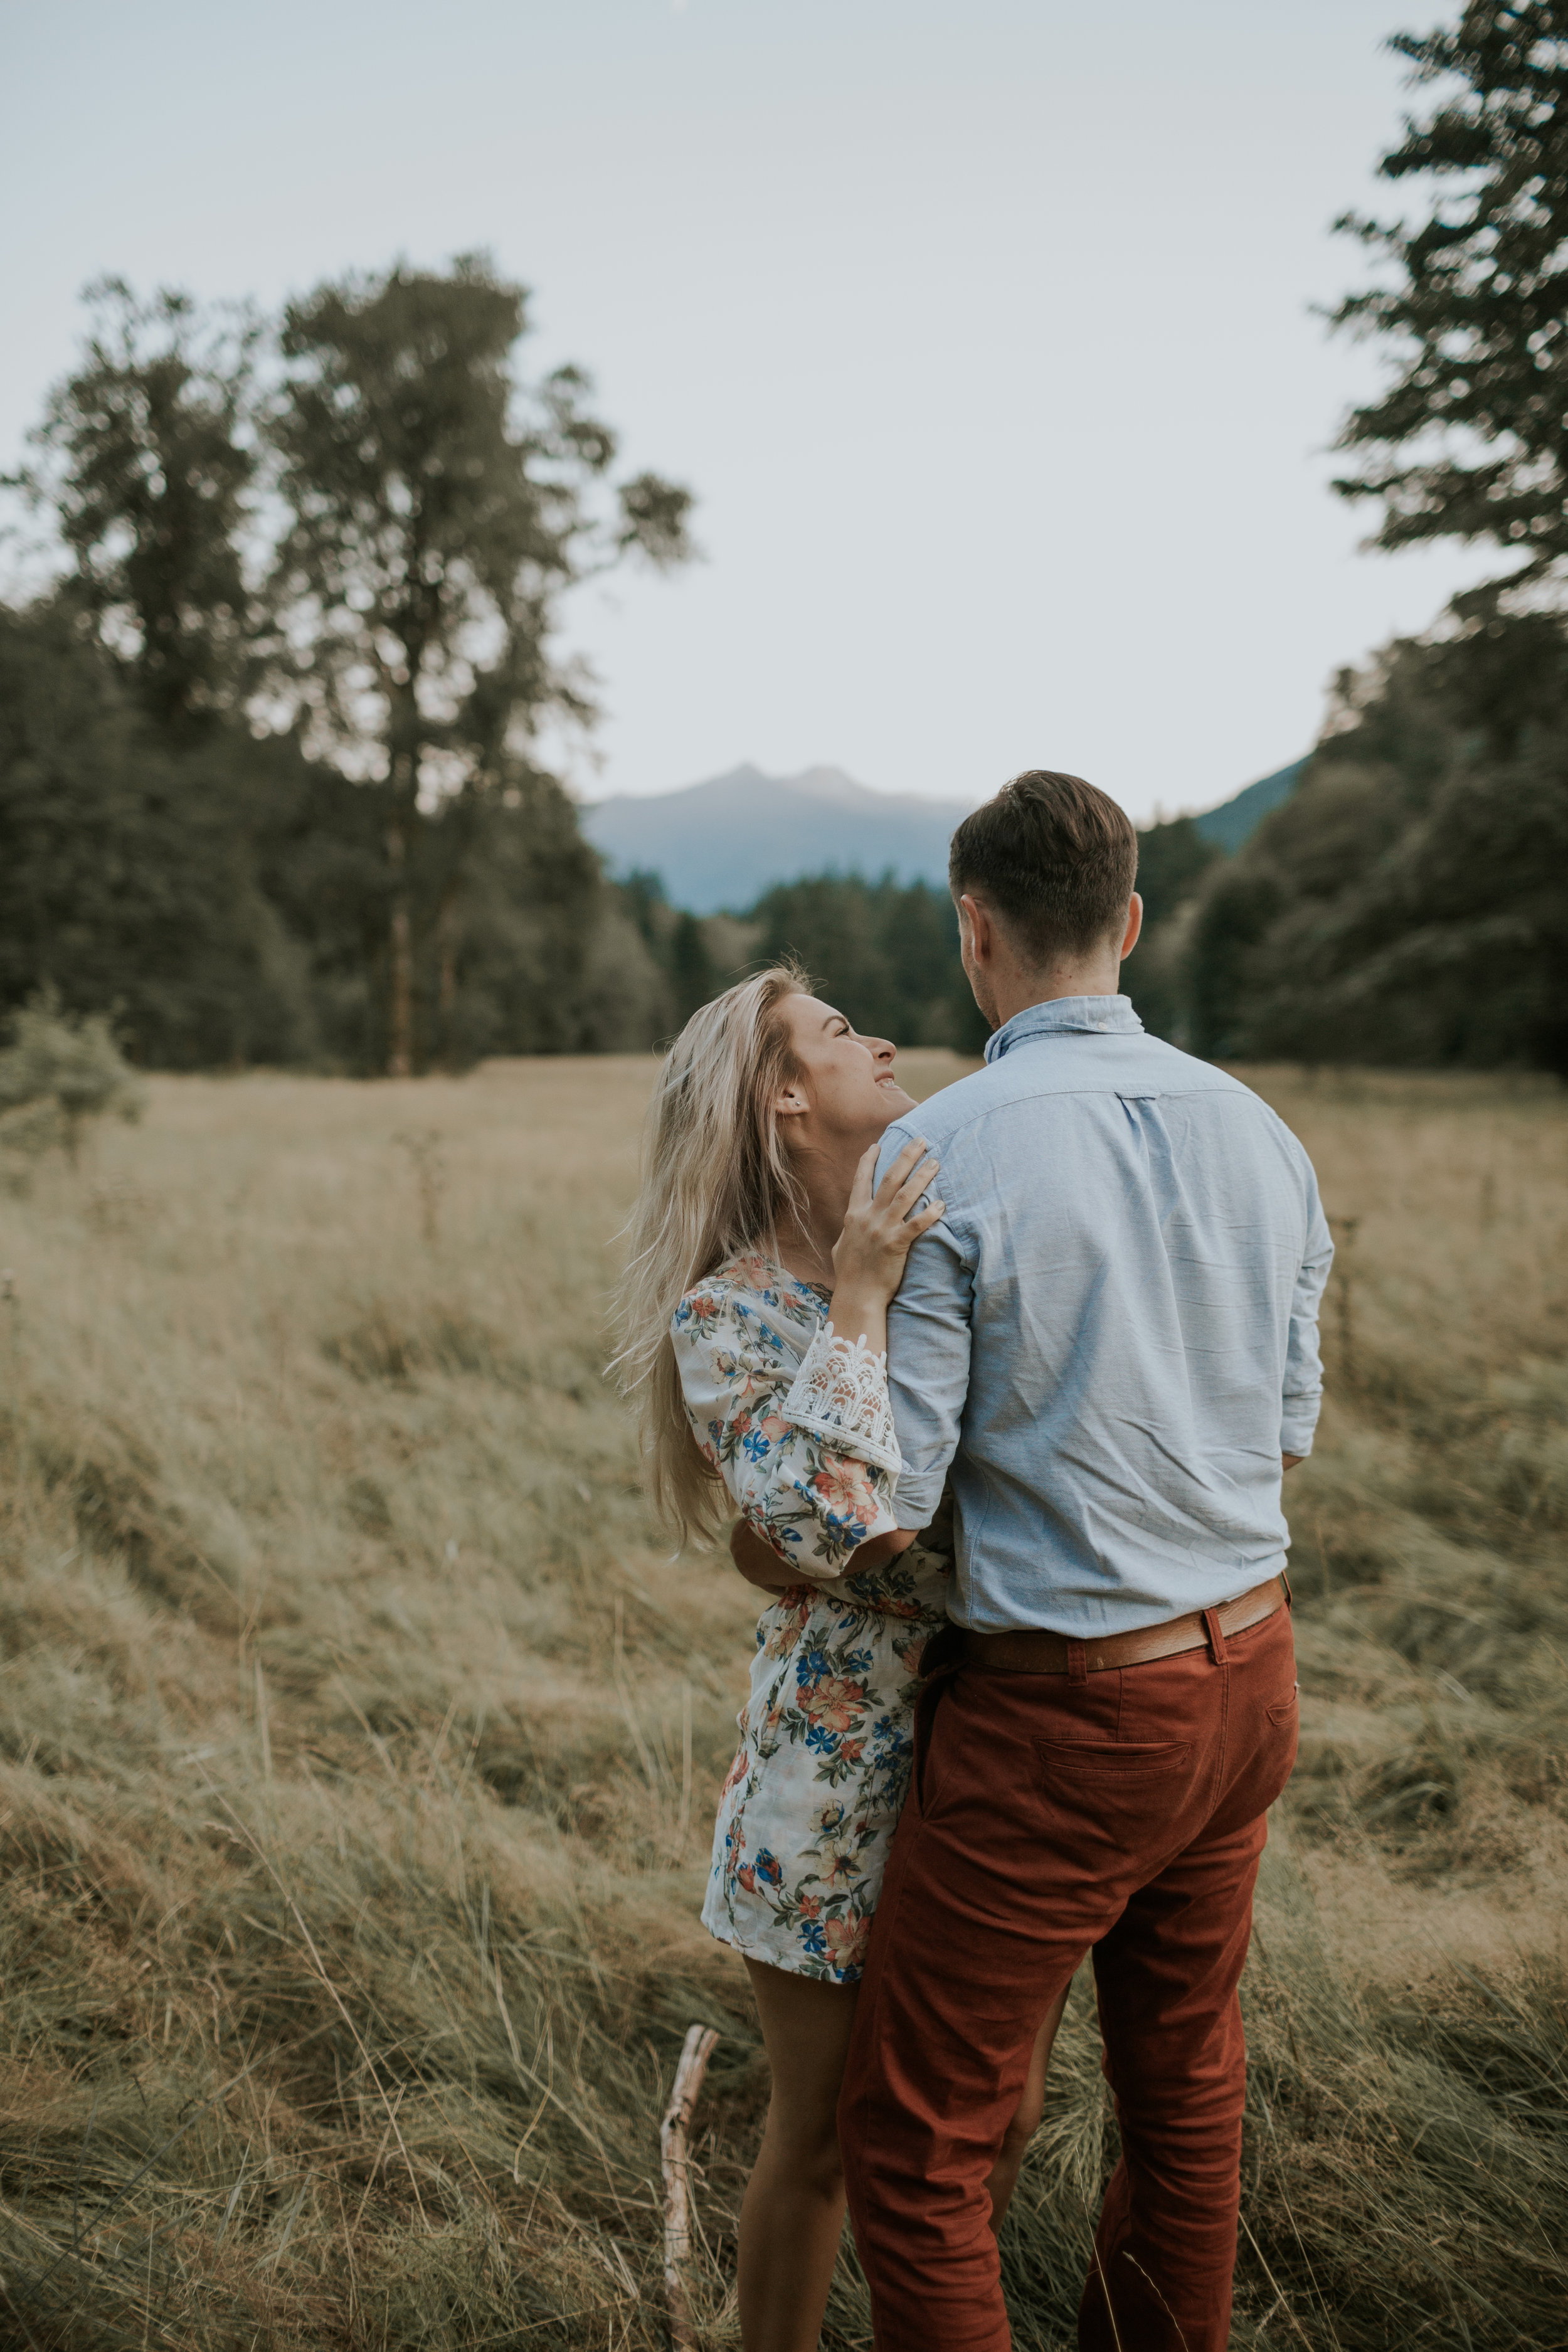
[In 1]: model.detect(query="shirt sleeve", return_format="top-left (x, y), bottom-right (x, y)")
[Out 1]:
top-left (1281, 1169), bottom-right (1334, 1457)
top-left (670, 1284), bottom-right (898, 1581)
top-left (878, 1128), bottom-right (976, 1530)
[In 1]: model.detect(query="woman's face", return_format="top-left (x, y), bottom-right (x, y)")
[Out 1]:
top-left (775, 993), bottom-right (915, 1155)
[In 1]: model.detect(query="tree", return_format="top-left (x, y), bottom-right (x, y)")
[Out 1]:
top-left (0, 601), bottom-right (315, 1067)
top-left (667, 911), bottom-right (719, 1029)
top-left (748, 874), bottom-right (988, 1050)
top-left (1184, 620), bottom-right (1568, 1072)
top-left (0, 987), bottom-right (144, 1167)
top-left (265, 255), bottom-right (693, 1074)
top-left (1121, 815), bottom-right (1223, 1046)
top-left (19, 280), bottom-right (261, 734)
top-left (1330, 4), bottom-right (1568, 603)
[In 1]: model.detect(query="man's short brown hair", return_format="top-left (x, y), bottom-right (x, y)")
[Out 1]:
top-left (948, 770), bottom-right (1138, 966)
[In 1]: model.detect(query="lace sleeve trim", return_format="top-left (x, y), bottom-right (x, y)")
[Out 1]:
top-left (780, 1322), bottom-right (903, 1477)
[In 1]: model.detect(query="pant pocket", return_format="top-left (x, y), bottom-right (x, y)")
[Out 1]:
top-left (1034, 1739), bottom-right (1193, 1781)
top-left (1257, 1698), bottom-right (1300, 1806)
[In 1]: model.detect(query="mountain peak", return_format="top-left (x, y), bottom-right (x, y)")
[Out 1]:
top-left (580, 765), bottom-right (972, 914)
top-left (580, 756), bottom-right (1310, 915)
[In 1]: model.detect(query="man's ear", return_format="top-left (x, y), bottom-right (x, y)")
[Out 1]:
top-left (1119, 893), bottom-right (1144, 960)
top-left (958, 892), bottom-right (993, 963)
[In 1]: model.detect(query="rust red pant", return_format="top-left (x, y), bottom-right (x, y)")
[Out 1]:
top-left (839, 1603), bottom-right (1300, 2352)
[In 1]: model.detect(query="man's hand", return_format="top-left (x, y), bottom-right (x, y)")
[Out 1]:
top-left (1283, 1453), bottom-right (1305, 1473)
top-left (729, 1519), bottom-right (798, 1592)
top-left (843, 1526), bottom-right (920, 1573)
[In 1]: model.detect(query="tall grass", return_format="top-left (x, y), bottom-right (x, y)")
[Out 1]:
top-left (0, 1056), bottom-right (1562, 2349)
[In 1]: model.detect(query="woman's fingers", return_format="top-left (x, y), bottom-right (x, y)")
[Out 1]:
top-left (872, 1136), bottom-right (930, 1207)
top-left (848, 1138), bottom-right (880, 1209)
top-left (890, 1157), bottom-right (940, 1217)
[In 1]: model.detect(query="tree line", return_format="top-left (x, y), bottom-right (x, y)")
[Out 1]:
top-left (1145, 1), bottom-right (1568, 1078)
top-left (1, 260), bottom-right (693, 1073)
top-left (3, 6), bottom-right (1565, 1078)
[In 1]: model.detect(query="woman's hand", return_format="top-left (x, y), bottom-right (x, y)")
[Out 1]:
top-left (829, 1136), bottom-right (945, 1355)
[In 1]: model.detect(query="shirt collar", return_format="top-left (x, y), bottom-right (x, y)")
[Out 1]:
top-left (983, 993), bottom-right (1145, 1064)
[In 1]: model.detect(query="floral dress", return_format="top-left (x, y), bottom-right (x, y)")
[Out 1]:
top-left (672, 1253), bottom-right (951, 1983)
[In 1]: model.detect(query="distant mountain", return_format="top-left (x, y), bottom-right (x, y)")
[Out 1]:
top-left (1192, 760), bottom-right (1308, 854)
top-left (580, 756), bottom-right (1310, 914)
top-left (580, 764), bottom-right (972, 914)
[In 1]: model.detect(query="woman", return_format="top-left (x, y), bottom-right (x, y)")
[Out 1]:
top-left (615, 964), bottom-right (1065, 2352)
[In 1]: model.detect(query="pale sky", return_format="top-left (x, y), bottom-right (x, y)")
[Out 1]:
top-left (2, 0), bottom-right (1486, 823)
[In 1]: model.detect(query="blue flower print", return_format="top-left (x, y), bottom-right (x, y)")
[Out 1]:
top-left (672, 1251), bottom-right (953, 1983)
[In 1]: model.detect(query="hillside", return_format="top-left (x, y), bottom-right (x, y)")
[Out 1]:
top-left (1192, 758), bottom-right (1306, 852)
top-left (581, 759), bottom-right (1305, 911)
top-left (579, 765), bottom-right (970, 913)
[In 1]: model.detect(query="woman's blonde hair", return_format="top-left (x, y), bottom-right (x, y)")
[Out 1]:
top-left (611, 962), bottom-right (811, 1545)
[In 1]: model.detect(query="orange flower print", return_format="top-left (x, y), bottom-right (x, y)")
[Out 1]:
top-left (824, 1915), bottom-right (870, 1971)
top-left (810, 1456), bottom-right (876, 1520)
top-left (801, 1676), bottom-right (867, 1733)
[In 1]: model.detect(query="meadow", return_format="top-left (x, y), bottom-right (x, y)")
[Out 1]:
top-left (0, 1052), bottom-right (1564, 2351)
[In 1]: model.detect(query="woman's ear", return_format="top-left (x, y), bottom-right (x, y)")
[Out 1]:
top-left (773, 1078), bottom-right (810, 1120)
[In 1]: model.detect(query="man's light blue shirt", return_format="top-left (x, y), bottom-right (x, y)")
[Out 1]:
top-left (878, 995), bottom-right (1333, 1636)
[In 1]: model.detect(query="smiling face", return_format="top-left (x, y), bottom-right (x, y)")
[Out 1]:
top-left (773, 993), bottom-right (915, 1158)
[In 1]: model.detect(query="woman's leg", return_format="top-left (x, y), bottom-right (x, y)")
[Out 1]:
top-left (985, 1984), bottom-right (1069, 2233)
top-left (739, 1958), bottom-right (859, 2352)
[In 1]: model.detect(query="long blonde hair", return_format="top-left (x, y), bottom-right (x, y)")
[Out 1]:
top-left (611, 962), bottom-right (811, 1545)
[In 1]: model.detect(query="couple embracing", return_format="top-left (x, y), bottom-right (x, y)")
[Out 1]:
top-left (615, 771), bottom-right (1333, 2352)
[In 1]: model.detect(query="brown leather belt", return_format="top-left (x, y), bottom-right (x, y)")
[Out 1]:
top-left (960, 1574), bottom-right (1290, 1676)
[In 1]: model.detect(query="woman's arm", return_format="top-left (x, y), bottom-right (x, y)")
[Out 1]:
top-left (673, 1148), bottom-right (943, 1585)
top-left (672, 1282), bottom-right (901, 1581)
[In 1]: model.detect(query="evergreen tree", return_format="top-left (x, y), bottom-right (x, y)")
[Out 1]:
top-left (748, 874), bottom-right (988, 1052)
top-left (667, 911), bottom-right (719, 1030)
top-left (1187, 619), bottom-right (1568, 1073)
top-left (1331, 3), bottom-right (1568, 603)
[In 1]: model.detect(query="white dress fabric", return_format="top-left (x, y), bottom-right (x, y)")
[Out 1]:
top-left (672, 1254), bottom-right (951, 1983)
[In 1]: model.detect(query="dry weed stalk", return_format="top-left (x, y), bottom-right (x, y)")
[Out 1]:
top-left (660, 2024), bottom-right (719, 2349)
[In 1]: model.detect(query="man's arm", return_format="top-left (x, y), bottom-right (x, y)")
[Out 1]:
top-left (1281, 1168), bottom-right (1335, 1461)
top-left (876, 1134), bottom-right (975, 1529)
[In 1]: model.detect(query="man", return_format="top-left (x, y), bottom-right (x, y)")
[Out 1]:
top-left (836, 770), bottom-right (1333, 2352)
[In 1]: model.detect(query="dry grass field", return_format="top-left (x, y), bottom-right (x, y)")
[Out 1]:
top-left (0, 1052), bottom-right (1564, 2351)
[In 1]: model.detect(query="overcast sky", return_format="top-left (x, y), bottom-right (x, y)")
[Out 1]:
top-left (3, 0), bottom-right (1485, 822)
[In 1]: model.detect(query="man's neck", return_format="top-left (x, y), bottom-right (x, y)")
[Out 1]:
top-left (988, 963), bottom-right (1123, 1032)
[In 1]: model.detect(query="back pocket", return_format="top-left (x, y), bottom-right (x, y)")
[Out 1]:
top-left (1035, 1739), bottom-right (1192, 1779)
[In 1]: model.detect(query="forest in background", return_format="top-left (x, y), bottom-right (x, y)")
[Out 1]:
top-left (3, 8), bottom-right (1567, 1078)
top-left (0, 259), bottom-right (694, 1077)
